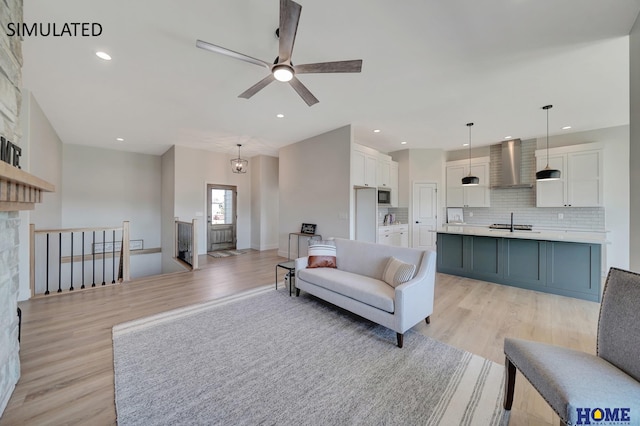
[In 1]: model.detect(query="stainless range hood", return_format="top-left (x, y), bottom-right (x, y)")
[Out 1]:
top-left (492, 139), bottom-right (533, 189)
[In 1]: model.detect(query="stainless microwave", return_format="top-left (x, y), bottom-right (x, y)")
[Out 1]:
top-left (377, 189), bottom-right (391, 205)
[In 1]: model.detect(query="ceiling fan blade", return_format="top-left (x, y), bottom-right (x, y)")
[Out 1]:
top-left (278, 0), bottom-right (302, 63)
top-left (196, 39), bottom-right (270, 69)
top-left (294, 60), bottom-right (363, 74)
top-left (289, 77), bottom-right (319, 106)
top-left (238, 74), bottom-right (276, 99)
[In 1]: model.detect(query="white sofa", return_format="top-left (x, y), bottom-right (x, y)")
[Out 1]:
top-left (294, 238), bottom-right (436, 347)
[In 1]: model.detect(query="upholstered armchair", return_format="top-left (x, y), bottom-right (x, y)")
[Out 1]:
top-left (503, 267), bottom-right (640, 426)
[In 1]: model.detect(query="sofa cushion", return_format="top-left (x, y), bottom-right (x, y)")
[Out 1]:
top-left (307, 240), bottom-right (337, 268)
top-left (333, 238), bottom-right (424, 280)
top-left (382, 257), bottom-right (416, 288)
top-left (298, 268), bottom-right (395, 313)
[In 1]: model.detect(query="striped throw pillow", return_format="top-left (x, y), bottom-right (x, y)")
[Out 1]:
top-left (382, 257), bottom-right (416, 288)
top-left (307, 240), bottom-right (337, 268)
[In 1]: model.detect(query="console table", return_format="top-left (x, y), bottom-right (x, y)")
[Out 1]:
top-left (288, 232), bottom-right (322, 260)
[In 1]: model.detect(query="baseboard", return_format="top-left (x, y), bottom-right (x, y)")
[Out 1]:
top-left (250, 244), bottom-right (279, 251)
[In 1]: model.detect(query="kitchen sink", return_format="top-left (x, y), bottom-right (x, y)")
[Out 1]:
top-left (488, 229), bottom-right (541, 234)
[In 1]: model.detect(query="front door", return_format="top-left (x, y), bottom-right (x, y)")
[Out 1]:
top-left (412, 182), bottom-right (437, 250)
top-left (207, 184), bottom-right (237, 252)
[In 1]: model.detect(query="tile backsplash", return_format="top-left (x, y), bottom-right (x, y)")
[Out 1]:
top-left (378, 207), bottom-right (409, 225)
top-left (460, 140), bottom-right (605, 231)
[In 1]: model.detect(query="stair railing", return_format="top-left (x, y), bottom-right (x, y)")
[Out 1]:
top-left (174, 218), bottom-right (198, 270)
top-left (29, 221), bottom-right (130, 297)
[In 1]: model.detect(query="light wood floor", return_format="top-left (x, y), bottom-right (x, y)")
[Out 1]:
top-left (1, 249), bottom-right (600, 425)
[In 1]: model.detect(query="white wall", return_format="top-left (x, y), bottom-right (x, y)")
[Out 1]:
top-left (172, 146), bottom-right (253, 254)
top-left (279, 126), bottom-right (352, 258)
top-left (160, 147), bottom-right (182, 273)
top-left (250, 155), bottom-right (279, 251)
top-left (631, 15), bottom-right (640, 272)
top-left (391, 148), bottom-right (446, 230)
top-left (21, 92), bottom-right (63, 228)
top-left (18, 92), bottom-right (63, 300)
top-left (61, 144), bottom-right (163, 278)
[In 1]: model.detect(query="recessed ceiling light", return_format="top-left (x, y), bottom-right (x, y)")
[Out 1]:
top-left (373, 129), bottom-right (381, 133)
top-left (562, 126), bottom-right (572, 130)
top-left (116, 137), bottom-right (124, 142)
top-left (96, 51), bottom-right (112, 61)
top-left (276, 113), bottom-right (284, 118)
top-left (463, 143), bottom-right (469, 147)
top-left (504, 136), bottom-right (512, 140)
top-left (401, 141), bottom-right (407, 145)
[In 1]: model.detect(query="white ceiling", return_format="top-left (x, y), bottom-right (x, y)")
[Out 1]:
top-left (22, 0), bottom-right (640, 159)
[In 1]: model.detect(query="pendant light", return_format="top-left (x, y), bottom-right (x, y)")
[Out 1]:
top-left (462, 122), bottom-right (479, 186)
top-left (536, 105), bottom-right (561, 181)
top-left (231, 144), bottom-right (248, 174)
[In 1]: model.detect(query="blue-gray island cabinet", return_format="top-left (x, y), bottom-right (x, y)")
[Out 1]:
top-left (436, 232), bottom-right (602, 302)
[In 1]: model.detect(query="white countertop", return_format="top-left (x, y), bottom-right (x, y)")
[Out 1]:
top-left (379, 223), bottom-right (408, 229)
top-left (437, 225), bottom-right (608, 244)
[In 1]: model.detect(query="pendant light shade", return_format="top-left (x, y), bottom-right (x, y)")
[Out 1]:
top-left (231, 144), bottom-right (248, 174)
top-left (462, 122), bottom-right (479, 186)
top-left (536, 105), bottom-right (561, 181)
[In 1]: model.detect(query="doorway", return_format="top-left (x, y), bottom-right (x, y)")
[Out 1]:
top-left (412, 182), bottom-right (437, 250)
top-left (207, 184), bottom-right (237, 252)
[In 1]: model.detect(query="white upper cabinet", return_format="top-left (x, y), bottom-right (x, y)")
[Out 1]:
top-left (446, 157), bottom-right (491, 207)
top-left (535, 144), bottom-right (603, 207)
top-left (377, 154), bottom-right (392, 188)
top-left (352, 144), bottom-right (378, 187)
top-left (390, 161), bottom-right (399, 207)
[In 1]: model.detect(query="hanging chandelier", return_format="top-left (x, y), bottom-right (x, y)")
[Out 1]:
top-left (462, 122), bottom-right (479, 186)
top-left (535, 105), bottom-right (561, 181)
top-left (231, 144), bottom-right (248, 174)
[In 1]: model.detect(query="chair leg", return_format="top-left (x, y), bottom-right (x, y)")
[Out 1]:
top-left (504, 356), bottom-right (516, 410)
top-left (396, 333), bottom-right (403, 348)
top-left (425, 316), bottom-right (431, 324)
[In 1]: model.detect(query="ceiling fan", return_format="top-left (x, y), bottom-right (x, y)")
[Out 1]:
top-left (196, 0), bottom-right (363, 106)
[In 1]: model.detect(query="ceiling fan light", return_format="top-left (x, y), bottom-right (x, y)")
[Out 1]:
top-left (462, 175), bottom-right (480, 186)
top-left (273, 65), bottom-right (293, 82)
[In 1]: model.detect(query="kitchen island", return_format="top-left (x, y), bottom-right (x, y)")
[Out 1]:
top-left (436, 225), bottom-right (607, 302)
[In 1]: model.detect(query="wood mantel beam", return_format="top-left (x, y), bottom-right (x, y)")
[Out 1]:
top-left (0, 162), bottom-right (55, 211)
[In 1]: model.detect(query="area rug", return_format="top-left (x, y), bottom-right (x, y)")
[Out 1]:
top-left (113, 286), bottom-right (509, 426)
top-left (207, 250), bottom-right (247, 258)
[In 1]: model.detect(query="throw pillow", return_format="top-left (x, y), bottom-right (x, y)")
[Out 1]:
top-left (307, 240), bottom-right (337, 268)
top-left (382, 257), bottom-right (416, 288)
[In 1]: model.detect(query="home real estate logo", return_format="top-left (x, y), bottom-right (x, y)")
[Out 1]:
top-left (573, 407), bottom-right (634, 426)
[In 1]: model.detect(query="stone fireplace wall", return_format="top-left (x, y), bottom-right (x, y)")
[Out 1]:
top-left (0, 0), bottom-right (24, 415)
top-left (0, 212), bottom-right (20, 414)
